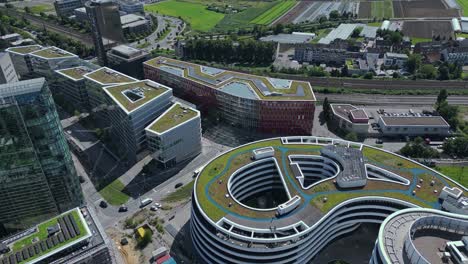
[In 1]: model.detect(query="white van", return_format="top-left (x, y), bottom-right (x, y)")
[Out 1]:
top-left (140, 198), bottom-right (153, 208)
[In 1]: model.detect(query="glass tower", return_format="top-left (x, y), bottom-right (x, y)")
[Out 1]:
top-left (0, 78), bottom-right (83, 238)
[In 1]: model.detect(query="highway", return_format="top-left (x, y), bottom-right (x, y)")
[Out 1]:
top-left (316, 94), bottom-right (468, 106)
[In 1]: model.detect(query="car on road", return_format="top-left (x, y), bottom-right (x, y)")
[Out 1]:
top-left (118, 206), bottom-right (128, 212)
top-left (376, 139), bottom-right (383, 144)
top-left (150, 205), bottom-right (158, 211)
top-left (175, 182), bottom-right (183, 189)
top-left (99, 200), bottom-right (108, 208)
top-left (155, 202), bottom-right (161, 208)
top-left (140, 198), bottom-right (153, 208)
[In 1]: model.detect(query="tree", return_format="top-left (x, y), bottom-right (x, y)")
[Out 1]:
top-left (329, 10), bottom-right (340, 20)
top-left (443, 137), bottom-right (468, 158)
top-left (351, 27), bottom-right (362, 38)
top-left (406, 54), bottom-right (421, 74)
top-left (400, 137), bottom-right (440, 158)
top-left (363, 72), bottom-right (374, 79)
top-left (341, 65), bottom-right (349, 77)
top-left (322, 97), bottom-right (332, 121)
top-left (24, 6), bottom-right (31, 13)
top-left (137, 229), bottom-right (152, 249)
top-left (273, 23), bottom-right (284, 35)
top-left (436, 89), bottom-right (448, 110)
top-left (419, 64), bottom-right (436, 79)
top-left (438, 101), bottom-right (459, 128)
top-left (345, 132), bottom-right (358, 142)
top-left (438, 65), bottom-right (450, 80)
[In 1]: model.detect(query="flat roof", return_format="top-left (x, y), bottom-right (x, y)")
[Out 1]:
top-left (56, 66), bottom-right (95, 81)
top-left (144, 57), bottom-right (315, 101)
top-left (30, 46), bottom-right (77, 59)
top-left (103, 80), bottom-right (170, 113)
top-left (84, 67), bottom-right (137, 86)
top-left (380, 116), bottom-right (449, 127)
top-left (331, 104), bottom-right (368, 123)
top-left (6, 45), bottom-right (43, 55)
top-left (146, 103), bottom-right (198, 134)
top-left (0, 208), bottom-right (91, 264)
top-left (195, 136), bottom-right (467, 225)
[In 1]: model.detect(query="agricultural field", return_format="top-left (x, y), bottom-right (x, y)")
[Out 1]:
top-left (145, 0), bottom-right (225, 31)
top-left (251, 0), bottom-right (296, 25)
top-left (393, 0), bottom-right (459, 17)
top-left (403, 21), bottom-right (452, 39)
top-left (215, 1), bottom-right (279, 31)
top-left (284, 1), bottom-right (359, 24)
top-left (370, 0), bottom-right (393, 19)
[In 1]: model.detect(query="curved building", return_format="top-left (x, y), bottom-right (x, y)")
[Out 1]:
top-left (143, 57), bottom-right (316, 135)
top-left (371, 208), bottom-right (468, 264)
top-left (191, 136), bottom-right (468, 264)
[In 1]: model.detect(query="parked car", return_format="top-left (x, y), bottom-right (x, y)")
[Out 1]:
top-left (140, 198), bottom-right (153, 208)
top-left (175, 182), bottom-right (183, 189)
top-left (99, 200), bottom-right (108, 208)
top-left (118, 206), bottom-right (128, 212)
top-left (150, 205), bottom-right (158, 211)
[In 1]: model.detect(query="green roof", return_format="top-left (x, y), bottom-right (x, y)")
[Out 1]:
top-left (30, 47), bottom-right (76, 59)
top-left (7, 45), bottom-right (42, 55)
top-left (104, 81), bottom-right (170, 113)
top-left (85, 67), bottom-right (136, 85)
top-left (57, 67), bottom-right (93, 80)
top-left (195, 138), bottom-right (467, 222)
top-left (145, 57), bottom-right (316, 101)
top-left (148, 104), bottom-right (198, 133)
top-left (1, 208), bottom-right (89, 264)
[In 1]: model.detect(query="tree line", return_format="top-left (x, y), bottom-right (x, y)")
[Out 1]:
top-left (182, 38), bottom-right (275, 65)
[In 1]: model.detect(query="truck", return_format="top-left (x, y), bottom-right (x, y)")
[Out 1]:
top-left (140, 198), bottom-right (153, 208)
top-left (152, 247), bottom-right (168, 260)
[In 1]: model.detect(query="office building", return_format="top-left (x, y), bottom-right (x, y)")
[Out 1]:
top-left (54, 64), bottom-right (100, 112)
top-left (0, 78), bottom-right (83, 237)
top-left (73, 7), bottom-right (88, 22)
top-left (0, 207), bottom-right (115, 264)
top-left (107, 45), bottom-right (149, 79)
top-left (191, 136), bottom-right (467, 263)
top-left (144, 57), bottom-right (316, 135)
top-left (146, 103), bottom-right (201, 168)
top-left (0, 52), bottom-right (18, 84)
top-left (118, 0), bottom-right (144, 13)
top-left (120, 14), bottom-right (151, 35)
top-left (103, 80), bottom-right (172, 165)
top-left (5, 45), bottom-right (43, 79)
top-left (377, 115), bottom-right (451, 137)
top-left (83, 67), bottom-right (137, 125)
top-left (85, 0), bottom-right (125, 66)
top-left (330, 104), bottom-right (369, 135)
top-left (54, 0), bottom-right (84, 18)
top-left (29, 46), bottom-right (80, 79)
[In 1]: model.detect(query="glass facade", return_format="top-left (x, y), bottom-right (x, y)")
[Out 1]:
top-left (0, 78), bottom-right (83, 238)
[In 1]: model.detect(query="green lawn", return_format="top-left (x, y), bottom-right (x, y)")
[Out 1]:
top-left (29, 4), bottom-right (54, 14)
top-left (411, 37), bottom-right (432, 45)
top-left (456, 0), bottom-right (468, 15)
top-left (145, 0), bottom-right (225, 32)
top-left (371, 0), bottom-right (393, 18)
top-left (367, 21), bottom-right (382, 27)
top-left (163, 181), bottom-right (195, 202)
top-left (99, 179), bottom-right (130, 205)
top-left (436, 166), bottom-right (468, 188)
top-left (251, 0), bottom-right (296, 25)
top-left (311, 28), bottom-right (332, 43)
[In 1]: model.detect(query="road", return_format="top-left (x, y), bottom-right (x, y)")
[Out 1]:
top-left (129, 15), bottom-right (184, 51)
top-left (316, 94), bottom-right (468, 106)
top-left (80, 137), bottom-right (228, 229)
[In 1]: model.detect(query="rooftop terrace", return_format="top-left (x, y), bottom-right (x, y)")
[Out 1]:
top-left (84, 67), bottom-right (136, 86)
top-left (6, 45), bottom-right (43, 55)
top-left (0, 208), bottom-right (90, 264)
top-left (195, 136), bottom-right (467, 225)
top-left (30, 47), bottom-right (76, 59)
top-left (145, 57), bottom-right (315, 101)
top-left (147, 103), bottom-right (198, 134)
top-left (104, 80), bottom-right (170, 113)
top-left (57, 66), bottom-right (94, 81)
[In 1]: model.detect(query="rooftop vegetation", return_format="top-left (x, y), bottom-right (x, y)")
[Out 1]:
top-left (149, 104), bottom-right (197, 133)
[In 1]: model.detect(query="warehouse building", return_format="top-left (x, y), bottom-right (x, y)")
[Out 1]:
top-left (378, 114), bottom-right (451, 137)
